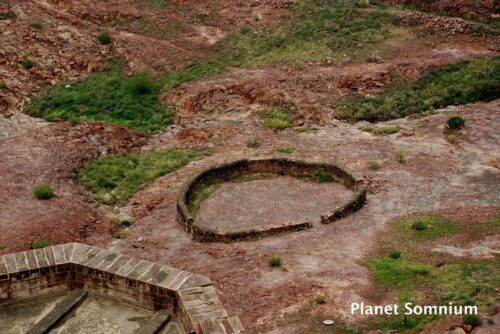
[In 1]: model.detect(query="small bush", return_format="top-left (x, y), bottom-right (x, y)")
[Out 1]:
top-left (367, 160), bottom-right (381, 170)
top-left (98, 32), bottom-right (113, 45)
top-left (411, 221), bottom-right (427, 231)
top-left (447, 116), bottom-right (465, 130)
top-left (120, 219), bottom-right (135, 227)
top-left (389, 250), bottom-right (401, 259)
top-left (248, 138), bottom-right (260, 148)
top-left (397, 149), bottom-right (406, 164)
top-left (261, 108), bottom-right (293, 130)
top-left (21, 59), bottom-right (34, 70)
top-left (463, 314), bottom-right (481, 327)
top-left (32, 19), bottom-right (43, 30)
top-left (276, 146), bottom-right (295, 154)
top-left (268, 256), bottom-right (282, 267)
top-left (315, 167), bottom-right (333, 182)
top-left (113, 229), bottom-right (130, 239)
top-left (315, 294), bottom-right (326, 304)
top-left (33, 184), bottom-right (54, 200)
top-left (0, 82), bottom-right (7, 90)
top-left (32, 240), bottom-right (51, 249)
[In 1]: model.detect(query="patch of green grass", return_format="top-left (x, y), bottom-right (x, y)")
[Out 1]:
top-left (367, 256), bottom-right (433, 287)
top-left (268, 255), bottom-right (282, 267)
top-left (361, 125), bottom-right (401, 135)
top-left (187, 182), bottom-right (221, 215)
top-left (79, 148), bottom-right (205, 205)
top-left (219, 1), bottom-right (400, 67)
top-left (25, 65), bottom-right (173, 133)
top-left (463, 314), bottom-right (481, 327)
top-left (337, 56), bottom-right (500, 121)
top-left (261, 107), bottom-right (294, 130)
top-left (276, 146), bottom-right (295, 154)
top-left (367, 160), bottom-right (382, 170)
top-left (97, 32), bottom-right (113, 45)
top-left (33, 184), bottom-right (54, 200)
top-left (401, 216), bottom-right (459, 241)
top-left (32, 240), bottom-right (51, 249)
top-left (161, 62), bottom-right (226, 90)
top-left (315, 167), bottom-right (333, 182)
top-left (21, 59), bottom-right (34, 69)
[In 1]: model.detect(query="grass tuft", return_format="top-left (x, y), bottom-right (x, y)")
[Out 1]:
top-left (261, 107), bottom-right (294, 130)
top-left (98, 32), bottom-right (113, 45)
top-left (33, 184), bottom-right (54, 200)
top-left (367, 160), bottom-right (382, 170)
top-left (403, 216), bottom-right (459, 240)
top-left (315, 294), bottom-right (326, 304)
top-left (315, 167), bottom-right (333, 182)
top-left (361, 125), bottom-right (401, 135)
top-left (447, 116), bottom-right (465, 130)
top-left (80, 148), bottom-right (205, 205)
top-left (268, 255), bottom-right (282, 267)
top-left (21, 59), bottom-right (34, 69)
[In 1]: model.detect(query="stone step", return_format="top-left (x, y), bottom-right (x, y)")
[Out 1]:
top-left (26, 289), bottom-right (88, 334)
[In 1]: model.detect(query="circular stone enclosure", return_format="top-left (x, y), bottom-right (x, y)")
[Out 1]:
top-left (177, 158), bottom-right (367, 242)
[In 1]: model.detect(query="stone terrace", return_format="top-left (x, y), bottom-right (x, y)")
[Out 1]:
top-left (0, 243), bottom-right (244, 334)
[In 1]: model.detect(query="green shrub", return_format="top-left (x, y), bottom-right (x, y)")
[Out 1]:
top-left (268, 256), bottom-right (282, 267)
top-left (80, 148), bottom-right (203, 205)
top-left (315, 294), bottom-right (326, 304)
top-left (276, 146), bottom-right (295, 154)
top-left (33, 184), bottom-right (54, 200)
top-left (32, 19), bottom-right (43, 30)
top-left (25, 65), bottom-right (173, 133)
top-left (389, 250), bottom-right (401, 259)
top-left (447, 116), bottom-right (465, 130)
top-left (248, 138), bottom-right (260, 148)
top-left (98, 32), bottom-right (112, 45)
top-left (315, 167), bottom-right (333, 182)
top-left (0, 82), bottom-right (7, 90)
top-left (21, 59), bottom-right (34, 69)
top-left (463, 314), bottom-right (481, 327)
top-left (32, 240), bottom-right (51, 249)
top-left (367, 160), bottom-right (382, 170)
top-left (337, 56), bottom-right (500, 121)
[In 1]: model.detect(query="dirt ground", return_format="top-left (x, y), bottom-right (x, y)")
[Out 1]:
top-left (0, 1), bottom-right (499, 333)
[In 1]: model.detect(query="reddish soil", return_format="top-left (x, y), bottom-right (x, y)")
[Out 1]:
top-left (0, 1), bottom-right (498, 333)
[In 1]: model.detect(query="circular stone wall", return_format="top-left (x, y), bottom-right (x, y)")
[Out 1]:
top-left (177, 158), bottom-right (367, 242)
